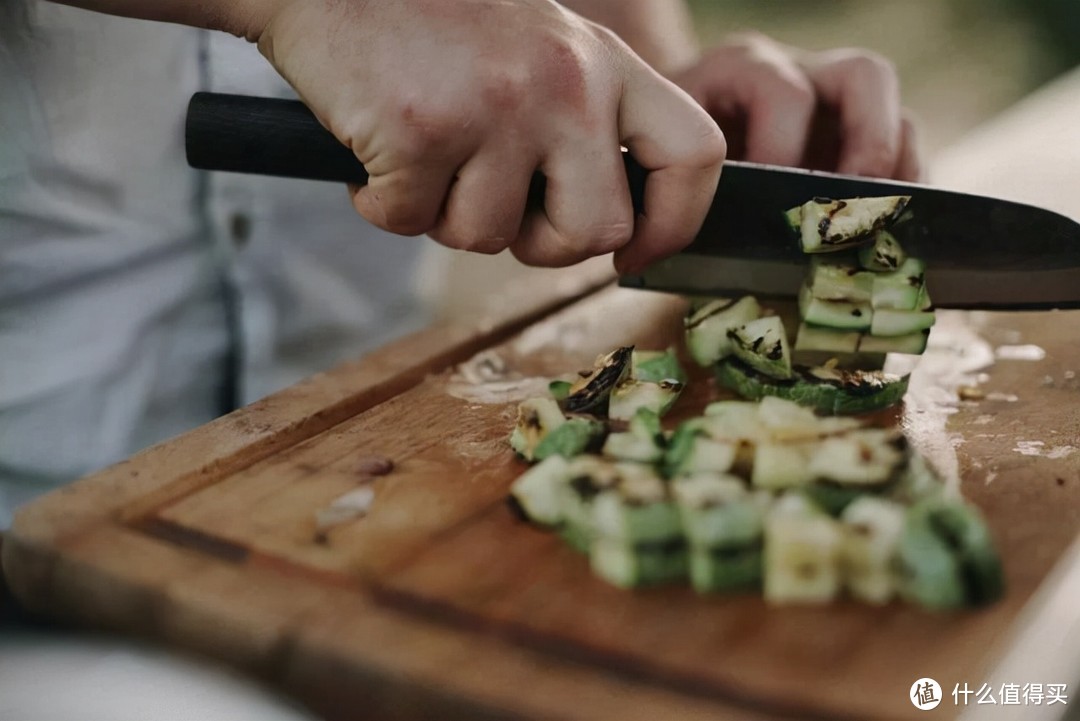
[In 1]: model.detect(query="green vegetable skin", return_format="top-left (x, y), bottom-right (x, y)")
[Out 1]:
top-left (715, 359), bottom-right (910, 416)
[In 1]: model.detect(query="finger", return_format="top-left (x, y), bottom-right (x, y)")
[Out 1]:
top-left (894, 111), bottom-right (923, 182)
top-left (511, 137), bottom-right (633, 267)
top-left (428, 146), bottom-right (535, 255)
top-left (802, 50), bottom-right (902, 179)
top-left (614, 69), bottom-right (726, 274)
top-left (739, 71), bottom-right (816, 167)
top-left (350, 165), bottom-right (456, 237)
top-left (676, 40), bottom-right (815, 167)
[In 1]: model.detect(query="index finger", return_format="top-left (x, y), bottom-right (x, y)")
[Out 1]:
top-left (613, 68), bottom-right (726, 275)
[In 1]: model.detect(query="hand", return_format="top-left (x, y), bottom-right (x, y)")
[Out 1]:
top-left (251, 0), bottom-right (726, 272)
top-left (672, 33), bottom-right (921, 181)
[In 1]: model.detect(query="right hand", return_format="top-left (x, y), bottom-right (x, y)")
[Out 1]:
top-left (249, 0), bottom-right (726, 272)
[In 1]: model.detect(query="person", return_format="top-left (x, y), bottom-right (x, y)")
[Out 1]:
top-left (0, 2), bottom-right (922, 718)
top-left (0, 0), bottom-right (918, 527)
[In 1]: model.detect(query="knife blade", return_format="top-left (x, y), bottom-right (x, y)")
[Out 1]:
top-left (620, 161), bottom-right (1080, 310)
top-left (185, 92), bottom-right (1080, 310)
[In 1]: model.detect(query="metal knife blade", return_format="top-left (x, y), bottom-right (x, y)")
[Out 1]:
top-left (619, 161), bottom-right (1080, 310)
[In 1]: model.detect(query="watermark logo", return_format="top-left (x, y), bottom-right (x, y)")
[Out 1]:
top-left (911, 678), bottom-right (943, 710)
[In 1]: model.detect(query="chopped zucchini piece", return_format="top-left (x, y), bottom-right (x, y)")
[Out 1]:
top-left (764, 497), bottom-right (843, 605)
top-left (664, 421), bottom-right (738, 477)
top-left (804, 366), bottom-right (910, 415)
top-left (871, 258), bottom-right (926, 310)
top-left (602, 408), bottom-right (665, 463)
top-left (756, 396), bottom-right (860, 441)
top-left (858, 330), bottom-right (930, 356)
top-left (751, 442), bottom-right (817, 490)
top-left (799, 283), bottom-right (873, 331)
top-left (807, 429), bottom-right (906, 488)
top-left (800, 483), bottom-right (867, 517)
top-left (674, 437), bottom-right (739, 478)
top-left (548, 380), bottom-right (572, 401)
top-left (886, 453), bottom-right (947, 505)
top-left (533, 417), bottom-right (606, 461)
top-left (671, 473), bottom-right (764, 592)
top-left (564, 346), bottom-right (634, 414)
top-left (509, 397), bottom-right (566, 461)
top-left (716, 359), bottom-right (910, 416)
top-left (701, 401), bottom-right (766, 441)
top-left (783, 206), bottom-right (802, 233)
top-left (857, 230), bottom-right (907, 271)
top-left (793, 195), bottom-right (911, 253)
top-left (794, 322), bottom-right (861, 354)
top-left (688, 545), bottom-right (763, 593)
top-left (590, 537), bottom-right (688, 588)
top-left (870, 309), bottom-right (936, 337)
top-left (671, 473), bottom-right (761, 546)
top-left (840, 496), bottom-right (906, 604)
top-left (559, 523), bottom-right (591, 554)
top-left (558, 457), bottom-right (623, 548)
top-left (602, 432), bottom-right (663, 463)
top-left (806, 257), bottom-right (874, 302)
top-left (684, 296), bottom-right (762, 367)
top-left (608, 378), bottom-right (683, 421)
top-left (920, 500), bottom-right (1004, 606)
top-left (793, 323), bottom-right (862, 367)
top-left (916, 284), bottom-right (933, 311)
top-left (728, 315), bottom-right (793, 380)
top-left (592, 471), bottom-right (681, 544)
top-left (632, 348), bottom-right (687, 384)
top-left (508, 455), bottom-right (571, 527)
top-left (894, 510), bottom-right (966, 610)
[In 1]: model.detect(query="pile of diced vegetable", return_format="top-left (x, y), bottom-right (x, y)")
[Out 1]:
top-left (689, 195), bottom-right (936, 415)
top-left (505, 196), bottom-right (1004, 609)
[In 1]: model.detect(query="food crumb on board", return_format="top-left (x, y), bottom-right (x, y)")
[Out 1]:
top-left (356, 454), bottom-right (395, 477)
top-left (313, 487), bottom-right (378, 543)
top-left (957, 386), bottom-right (986, 401)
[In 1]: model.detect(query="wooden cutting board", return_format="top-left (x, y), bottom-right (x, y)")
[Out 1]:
top-left (5, 264), bottom-right (1080, 721)
top-left (6, 71), bottom-right (1080, 721)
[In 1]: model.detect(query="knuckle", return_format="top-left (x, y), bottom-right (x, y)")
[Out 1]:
top-left (858, 143), bottom-right (899, 177)
top-left (838, 51), bottom-right (896, 84)
top-left (755, 69), bottom-right (816, 115)
top-left (532, 31), bottom-right (591, 102)
top-left (391, 103), bottom-right (456, 157)
top-left (782, 75), bottom-right (817, 109)
top-left (723, 30), bottom-right (771, 53)
top-left (481, 68), bottom-right (529, 115)
top-left (433, 226), bottom-right (512, 255)
top-left (376, 196), bottom-right (435, 236)
top-left (580, 220), bottom-right (633, 255)
top-left (696, 122), bottom-right (728, 168)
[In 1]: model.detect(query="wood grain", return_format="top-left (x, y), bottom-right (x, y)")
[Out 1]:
top-left (5, 70), bottom-right (1080, 721)
top-left (8, 279), bottom-right (1079, 721)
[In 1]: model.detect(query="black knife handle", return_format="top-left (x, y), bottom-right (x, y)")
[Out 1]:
top-left (186, 92), bottom-right (369, 185)
top-left (184, 92), bottom-right (647, 211)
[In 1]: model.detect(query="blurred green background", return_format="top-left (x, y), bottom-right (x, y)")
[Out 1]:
top-left (685, 0), bottom-right (1080, 155)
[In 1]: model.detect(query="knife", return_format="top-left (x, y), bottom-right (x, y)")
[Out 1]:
top-left (185, 92), bottom-right (1080, 310)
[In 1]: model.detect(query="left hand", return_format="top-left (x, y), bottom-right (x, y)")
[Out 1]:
top-left (672, 32), bottom-right (922, 182)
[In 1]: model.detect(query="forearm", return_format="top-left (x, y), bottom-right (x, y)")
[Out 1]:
top-left (46, 0), bottom-right (269, 39)
top-left (559, 0), bottom-right (700, 75)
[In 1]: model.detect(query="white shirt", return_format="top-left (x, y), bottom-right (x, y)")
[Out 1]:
top-left (0, 2), bottom-right (430, 526)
